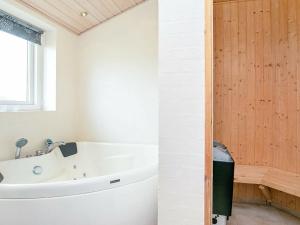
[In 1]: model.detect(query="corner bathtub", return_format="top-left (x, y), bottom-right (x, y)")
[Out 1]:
top-left (0, 142), bottom-right (158, 225)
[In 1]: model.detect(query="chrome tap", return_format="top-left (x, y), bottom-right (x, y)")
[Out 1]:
top-left (45, 139), bottom-right (65, 154)
top-left (15, 138), bottom-right (28, 159)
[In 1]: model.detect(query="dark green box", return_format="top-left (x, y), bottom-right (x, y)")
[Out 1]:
top-left (213, 142), bottom-right (234, 217)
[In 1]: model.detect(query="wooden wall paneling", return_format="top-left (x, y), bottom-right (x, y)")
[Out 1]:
top-left (214, 0), bottom-right (248, 3)
top-left (297, 196), bottom-right (300, 215)
top-left (214, 4), bottom-right (224, 142)
top-left (287, 0), bottom-right (298, 173)
top-left (275, 190), bottom-right (284, 209)
top-left (233, 183), bottom-right (265, 204)
top-left (214, 0), bottom-right (300, 170)
top-left (237, 0), bottom-right (247, 164)
top-left (238, 0), bottom-right (247, 163)
top-left (245, 179), bottom-right (255, 203)
top-left (254, 0), bottom-right (264, 166)
top-left (214, 0), bottom-right (300, 215)
top-left (270, 0), bottom-right (281, 171)
top-left (245, 0), bottom-right (255, 165)
top-left (230, 1), bottom-right (239, 165)
top-left (233, 183), bottom-right (240, 202)
top-left (222, 2), bottom-right (233, 156)
top-left (241, 184), bottom-right (250, 203)
top-left (278, 0), bottom-right (288, 171)
top-left (287, 194), bottom-right (297, 213)
top-left (272, 190), bottom-right (296, 215)
top-left (233, 184), bottom-right (242, 203)
top-left (296, 0), bottom-right (300, 175)
top-left (262, 0), bottom-right (273, 167)
top-left (205, 0), bottom-right (213, 224)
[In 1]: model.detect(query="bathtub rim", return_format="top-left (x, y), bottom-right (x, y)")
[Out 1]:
top-left (0, 142), bottom-right (158, 199)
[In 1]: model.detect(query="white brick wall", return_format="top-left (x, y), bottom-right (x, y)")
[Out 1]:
top-left (158, 0), bottom-right (205, 224)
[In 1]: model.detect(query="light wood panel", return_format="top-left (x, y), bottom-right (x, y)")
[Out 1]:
top-left (15, 0), bottom-right (147, 34)
top-left (234, 165), bottom-right (268, 184)
top-left (214, 0), bottom-right (300, 179)
top-left (214, 0), bottom-right (300, 214)
top-left (235, 165), bottom-right (300, 198)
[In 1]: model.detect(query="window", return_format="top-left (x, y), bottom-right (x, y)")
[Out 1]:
top-left (0, 10), bottom-right (44, 112)
top-left (0, 31), bottom-right (35, 103)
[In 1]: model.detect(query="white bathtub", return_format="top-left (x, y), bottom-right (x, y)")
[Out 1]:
top-left (0, 142), bottom-right (158, 225)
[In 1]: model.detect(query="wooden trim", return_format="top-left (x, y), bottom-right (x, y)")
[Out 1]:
top-left (205, 0), bottom-right (213, 224)
top-left (214, 0), bottom-right (257, 4)
top-left (214, 0), bottom-right (234, 2)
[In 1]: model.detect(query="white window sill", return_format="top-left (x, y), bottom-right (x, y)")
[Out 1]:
top-left (0, 104), bottom-right (43, 112)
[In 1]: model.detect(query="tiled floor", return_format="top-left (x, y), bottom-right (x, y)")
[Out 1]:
top-left (228, 203), bottom-right (300, 225)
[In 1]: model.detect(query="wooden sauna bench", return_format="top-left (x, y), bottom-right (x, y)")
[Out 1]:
top-left (234, 165), bottom-right (300, 201)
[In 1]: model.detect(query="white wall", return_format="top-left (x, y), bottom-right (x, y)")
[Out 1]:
top-left (0, 0), bottom-right (157, 160)
top-left (0, 1), bottom-right (206, 224)
top-left (158, 0), bottom-right (205, 224)
top-left (0, 1), bottom-right (79, 160)
top-left (77, 0), bottom-right (158, 145)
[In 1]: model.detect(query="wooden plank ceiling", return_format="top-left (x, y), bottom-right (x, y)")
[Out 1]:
top-left (16, 0), bottom-right (146, 34)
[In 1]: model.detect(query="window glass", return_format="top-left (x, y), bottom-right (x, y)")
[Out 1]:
top-left (0, 30), bottom-right (28, 102)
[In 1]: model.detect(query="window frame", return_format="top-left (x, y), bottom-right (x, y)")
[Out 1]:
top-left (0, 40), bottom-right (43, 112)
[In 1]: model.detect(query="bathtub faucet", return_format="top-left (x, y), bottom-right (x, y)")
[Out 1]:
top-left (45, 139), bottom-right (66, 154)
top-left (15, 138), bottom-right (28, 159)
